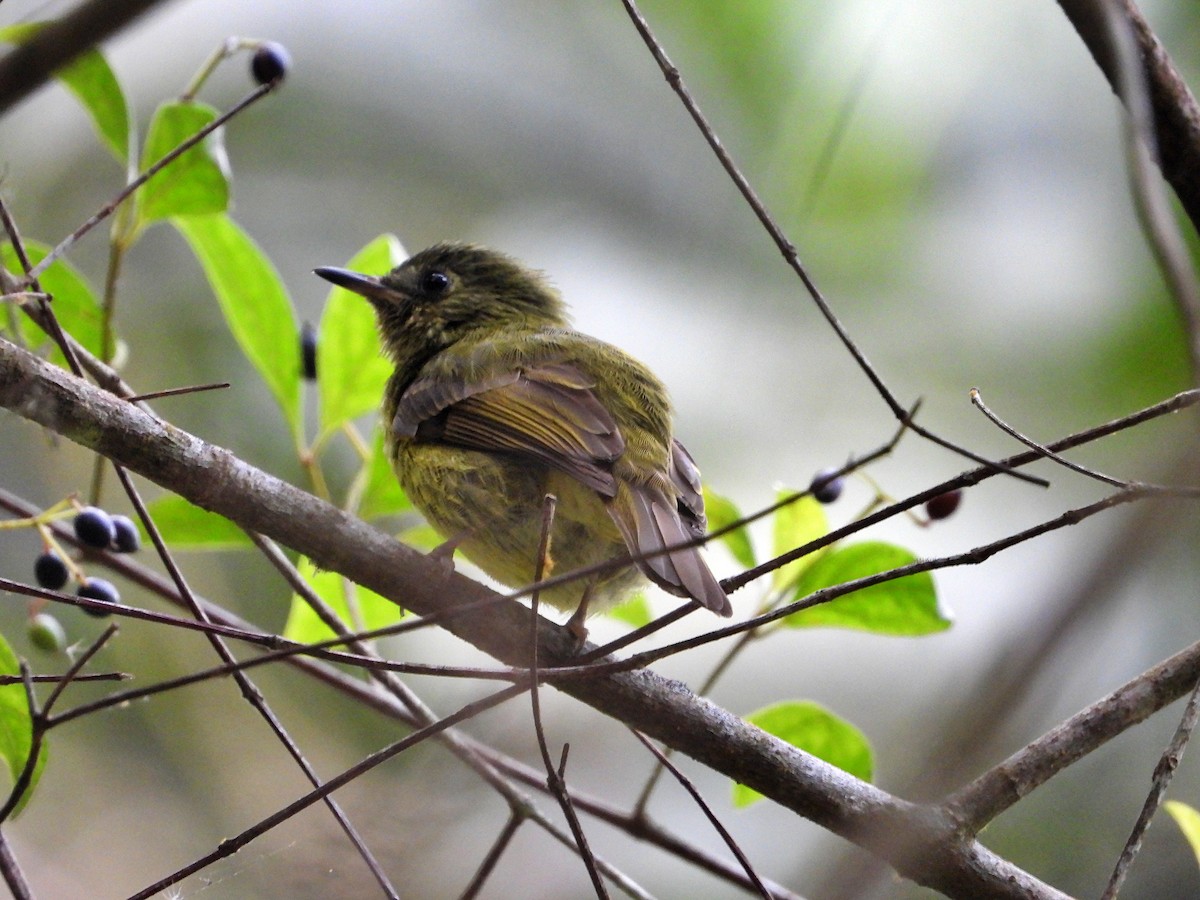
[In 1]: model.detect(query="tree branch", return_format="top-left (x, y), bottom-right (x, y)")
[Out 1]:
top-left (0, 338), bottom-right (1068, 898)
top-left (1056, 0), bottom-right (1200, 232)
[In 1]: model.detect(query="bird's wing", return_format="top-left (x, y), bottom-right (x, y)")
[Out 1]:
top-left (394, 362), bottom-right (625, 497)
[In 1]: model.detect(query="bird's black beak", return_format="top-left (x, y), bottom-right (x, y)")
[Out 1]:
top-left (313, 266), bottom-right (396, 305)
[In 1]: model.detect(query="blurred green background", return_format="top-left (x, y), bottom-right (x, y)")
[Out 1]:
top-left (1, 0), bottom-right (1198, 897)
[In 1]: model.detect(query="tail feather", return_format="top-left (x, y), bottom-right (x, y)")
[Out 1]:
top-left (609, 482), bottom-right (732, 617)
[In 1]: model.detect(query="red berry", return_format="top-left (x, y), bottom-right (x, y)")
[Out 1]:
top-left (926, 490), bottom-right (963, 521)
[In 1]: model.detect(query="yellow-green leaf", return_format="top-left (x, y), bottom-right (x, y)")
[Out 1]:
top-left (0, 634), bottom-right (48, 816)
top-left (138, 101), bottom-right (229, 224)
top-left (772, 491), bottom-right (828, 591)
top-left (703, 486), bottom-right (755, 569)
top-left (173, 213), bottom-right (301, 438)
top-left (0, 23), bottom-right (129, 163)
top-left (143, 495), bottom-right (251, 549)
top-left (785, 542), bottom-right (949, 635)
top-left (734, 700), bottom-right (871, 806)
top-left (284, 556), bottom-right (404, 644)
top-left (1166, 801), bottom-right (1200, 870)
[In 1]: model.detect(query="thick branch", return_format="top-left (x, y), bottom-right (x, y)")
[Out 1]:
top-left (1057, 0), bottom-right (1200, 232)
top-left (0, 338), bottom-right (1063, 898)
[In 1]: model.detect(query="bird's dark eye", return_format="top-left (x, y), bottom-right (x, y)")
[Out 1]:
top-left (421, 270), bottom-right (450, 296)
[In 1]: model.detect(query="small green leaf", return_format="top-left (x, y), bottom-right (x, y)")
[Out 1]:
top-left (173, 213), bottom-right (301, 437)
top-left (357, 426), bottom-right (411, 521)
top-left (138, 101), bottom-right (229, 224)
top-left (0, 23), bottom-right (129, 163)
top-left (0, 633), bottom-right (48, 816)
top-left (4, 241), bottom-right (104, 362)
top-left (143, 495), bottom-right (251, 549)
top-left (284, 556), bottom-right (404, 644)
top-left (734, 700), bottom-right (871, 806)
top-left (772, 491), bottom-right (828, 591)
top-left (607, 592), bottom-right (651, 628)
top-left (703, 486), bottom-right (755, 568)
top-left (1166, 801), bottom-right (1200, 870)
top-left (318, 235), bottom-right (405, 438)
top-left (785, 542), bottom-right (949, 635)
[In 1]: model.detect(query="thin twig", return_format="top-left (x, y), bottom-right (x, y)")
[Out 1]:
top-left (458, 811), bottom-right (524, 900)
top-left (1101, 675), bottom-right (1200, 899)
top-left (0, 827), bottom-right (33, 900)
top-left (127, 685), bottom-right (527, 900)
top-left (631, 730), bottom-right (772, 899)
top-left (125, 381), bottom-right (230, 403)
top-left (971, 388), bottom-right (1131, 488)
top-left (617, 0), bottom-right (1045, 486)
top-left (527, 495), bottom-right (609, 899)
top-left (111, 465), bottom-right (399, 899)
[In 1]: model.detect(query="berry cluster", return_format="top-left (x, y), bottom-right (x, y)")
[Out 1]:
top-left (27, 505), bottom-right (141, 652)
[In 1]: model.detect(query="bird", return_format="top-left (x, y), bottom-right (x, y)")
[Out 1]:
top-left (315, 243), bottom-right (731, 640)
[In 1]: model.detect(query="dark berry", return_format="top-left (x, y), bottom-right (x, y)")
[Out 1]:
top-left (251, 41), bottom-right (291, 86)
top-left (926, 490), bottom-right (963, 521)
top-left (809, 468), bottom-right (845, 504)
top-left (77, 577), bottom-right (119, 617)
top-left (110, 515), bottom-right (140, 553)
top-left (300, 321), bottom-right (317, 380)
top-left (28, 613), bottom-right (66, 653)
top-left (74, 507), bottom-right (115, 549)
top-left (34, 550), bottom-right (70, 590)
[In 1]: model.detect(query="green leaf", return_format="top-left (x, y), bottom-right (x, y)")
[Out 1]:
top-left (172, 213), bottom-right (301, 437)
top-left (785, 542), bottom-right (950, 636)
top-left (703, 486), bottom-right (755, 569)
top-left (734, 700), bottom-right (872, 806)
top-left (138, 101), bottom-right (229, 224)
top-left (0, 633), bottom-right (48, 816)
top-left (357, 426), bottom-right (411, 521)
top-left (0, 23), bottom-right (129, 163)
top-left (607, 592), bottom-right (652, 628)
top-left (318, 235), bottom-right (405, 437)
top-left (772, 491), bottom-right (828, 591)
top-left (1166, 801), bottom-right (1200, 870)
top-left (143, 495), bottom-right (251, 549)
top-left (4, 241), bottom-right (104, 362)
top-left (284, 556), bottom-right (404, 644)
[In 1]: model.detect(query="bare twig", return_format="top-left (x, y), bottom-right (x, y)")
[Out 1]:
top-left (631, 730), bottom-right (772, 899)
top-left (1101, 676), bottom-right (1200, 899)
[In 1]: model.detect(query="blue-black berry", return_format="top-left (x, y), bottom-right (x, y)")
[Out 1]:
top-left (300, 321), bottom-right (317, 380)
top-left (74, 506), bottom-right (115, 549)
top-left (110, 515), bottom-right (140, 553)
top-left (809, 468), bottom-right (845, 504)
top-left (28, 613), bottom-right (67, 653)
top-left (77, 577), bottom-right (119, 617)
top-left (251, 41), bottom-right (291, 86)
top-left (926, 490), bottom-right (962, 521)
top-left (34, 550), bottom-right (70, 590)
